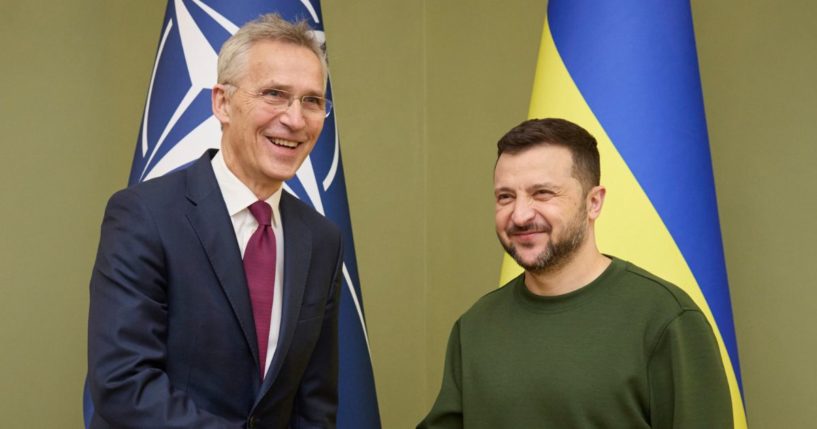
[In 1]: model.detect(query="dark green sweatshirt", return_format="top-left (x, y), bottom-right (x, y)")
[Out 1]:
top-left (418, 257), bottom-right (732, 429)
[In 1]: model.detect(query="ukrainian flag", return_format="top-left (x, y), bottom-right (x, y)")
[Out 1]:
top-left (499, 1), bottom-right (747, 426)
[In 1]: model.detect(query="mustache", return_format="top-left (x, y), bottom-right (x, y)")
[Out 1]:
top-left (506, 222), bottom-right (551, 235)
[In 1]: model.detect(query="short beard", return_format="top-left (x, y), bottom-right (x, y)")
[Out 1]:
top-left (499, 209), bottom-right (587, 275)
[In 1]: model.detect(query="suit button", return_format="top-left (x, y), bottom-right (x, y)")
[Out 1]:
top-left (247, 416), bottom-right (257, 428)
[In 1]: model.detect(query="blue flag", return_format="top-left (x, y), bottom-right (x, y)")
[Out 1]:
top-left (84, 1), bottom-right (381, 427)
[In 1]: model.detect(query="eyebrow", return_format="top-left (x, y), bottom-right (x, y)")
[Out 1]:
top-left (494, 182), bottom-right (559, 192)
top-left (528, 182), bottom-right (560, 191)
top-left (255, 79), bottom-right (288, 89)
top-left (258, 81), bottom-right (324, 96)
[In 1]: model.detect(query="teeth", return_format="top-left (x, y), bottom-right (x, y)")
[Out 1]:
top-left (269, 138), bottom-right (298, 148)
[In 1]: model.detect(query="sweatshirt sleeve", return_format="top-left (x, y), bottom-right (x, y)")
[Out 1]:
top-left (417, 321), bottom-right (464, 429)
top-left (647, 309), bottom-right (733, 429)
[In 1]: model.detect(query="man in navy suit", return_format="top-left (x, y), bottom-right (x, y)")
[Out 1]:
top-left (88, 14), bottom-right (342, 428)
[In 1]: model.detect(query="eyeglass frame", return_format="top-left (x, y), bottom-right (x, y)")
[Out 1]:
top-left (223, 83), bottom-right (333, 118)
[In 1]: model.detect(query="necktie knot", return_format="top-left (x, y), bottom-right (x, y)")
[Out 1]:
top-left (248, 200), bottom-right (272, 226)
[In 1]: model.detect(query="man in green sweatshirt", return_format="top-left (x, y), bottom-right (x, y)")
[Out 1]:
top-left (418, 118), bottom-right (733, 429)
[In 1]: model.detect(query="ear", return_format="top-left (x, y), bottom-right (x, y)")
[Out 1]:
top-left (586, 185), bottom-right (606, 221)
top-left (212, 84), bottom-right (231, 124)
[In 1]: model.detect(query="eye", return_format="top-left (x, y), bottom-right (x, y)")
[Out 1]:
top-left (301, 95), bottom-right (325, 110)
top-left (533, 189), bottom-right (554, 199)
top-left (495, 193), bottom-right (514, 204)
top-left (260, 88), bottom-right (290, 104)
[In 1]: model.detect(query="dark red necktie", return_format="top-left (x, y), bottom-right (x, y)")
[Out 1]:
top-left (243, 200), bottom-right (276, 379)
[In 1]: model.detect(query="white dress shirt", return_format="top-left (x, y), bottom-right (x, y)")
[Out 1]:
top-left (212, 150), bottom-right (284, 377)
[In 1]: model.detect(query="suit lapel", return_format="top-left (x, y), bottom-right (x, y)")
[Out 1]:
top-left (183, 151), bottom-right (260, 370)
top-left (257, 192), bottom-right (312, 398)
top-left (183, 154), bottom-right (315, 401)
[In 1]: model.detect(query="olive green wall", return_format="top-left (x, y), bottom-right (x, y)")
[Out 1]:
top-left (694, 2), bottom-right (817, 427)
top-left (1, 1), bottom-right (170, 426)
top-left (2, 1), bottom-right (815, 427)
top-left (322, 2), bottom-right (428, 426)
top-left (421, 0), bottom-right (545, 413)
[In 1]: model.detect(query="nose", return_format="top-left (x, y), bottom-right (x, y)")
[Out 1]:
top-left (510, 195), bottom-right (535, 226)
top-left (279, 99), bottom-right (307, 130)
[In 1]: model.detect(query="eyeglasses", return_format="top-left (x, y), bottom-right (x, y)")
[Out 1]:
top-left (226, 84), bottom-right (333, 118)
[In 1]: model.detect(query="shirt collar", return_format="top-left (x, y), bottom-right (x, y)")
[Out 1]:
top-left (212, 150), bottom-right (283, 226)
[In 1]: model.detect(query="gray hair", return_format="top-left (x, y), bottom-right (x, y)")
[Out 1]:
top-left (217, 13), bottom-right (328, 87)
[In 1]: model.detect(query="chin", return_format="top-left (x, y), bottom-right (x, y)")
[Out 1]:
top-left (517, 254), bottom-right (542, 268)
top-left (260, 164), bottom-right (298, 182)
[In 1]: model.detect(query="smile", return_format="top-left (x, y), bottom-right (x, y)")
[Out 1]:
top-left (507, 224), bottom-right (550, 236)
top-left (512, 231), bottom-right (545, 237)
top-left (268, 137), bottom-right (300, 148)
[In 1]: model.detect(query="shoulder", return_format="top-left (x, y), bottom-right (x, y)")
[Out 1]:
top-left (100, 155), bottom-right (221, 245)
top-left (603, 257), bottom-right (713, 345)
top-left (281, 192), bottom-right (339, 231)
top-left (280, 191), bottom-right (342, 250)
top-left (457, 275), bottom-right (519, 323)
top-left (611, 258), bottom-right (701, 313)
top-left (107, 160), bottom-right (197, 209)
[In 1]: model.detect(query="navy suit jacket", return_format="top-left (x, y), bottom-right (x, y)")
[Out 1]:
top-left (88, 150), bottom-right (342, 429)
